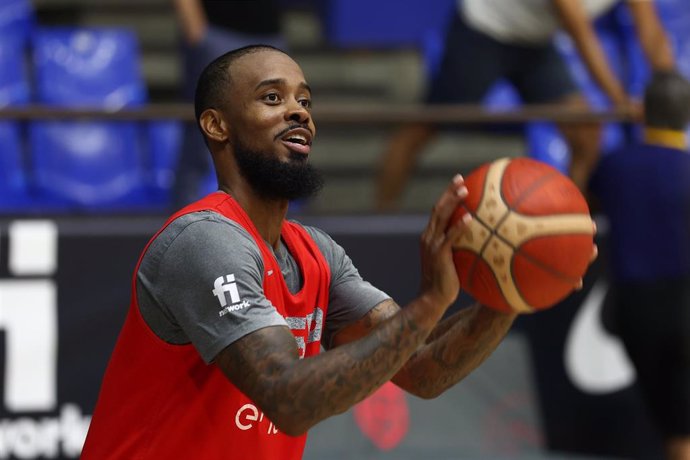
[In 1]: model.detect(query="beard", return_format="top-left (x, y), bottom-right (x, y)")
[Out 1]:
top-left (232, 137), bottom-right (324, 201)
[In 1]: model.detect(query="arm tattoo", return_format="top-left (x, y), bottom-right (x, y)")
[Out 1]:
top-left (392, 303), bottom-right (516, 398)
top-left (215, 299), bottom-right (440, 435)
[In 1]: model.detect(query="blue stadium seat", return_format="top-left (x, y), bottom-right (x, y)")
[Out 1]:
top-left (147, 121), bottom-right (183, 205)
top-left (0, 122), bottom-right (29, 212)
top-left (0, 0), bottom-right (34, 44)
top-left (32, 28), bottom-right (147, 108)
top-left (0, 38), bottom-right (30, 106)
top-left (325, 0), bottom-right (455, 48)
top-left (29, 28), bottom-right (153, 211)
top-left (482, 81), bottom-right (521, 111)
top-left (29, 122), bottom-right (149, 209)
top-left (0, 35), bottom-right (31, 213)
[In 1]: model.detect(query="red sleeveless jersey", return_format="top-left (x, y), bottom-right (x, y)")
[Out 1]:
top-left (82, 193), bottom-right (331, 459)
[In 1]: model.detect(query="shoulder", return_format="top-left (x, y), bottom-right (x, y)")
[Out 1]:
top-left (288, 221), bottom-right (356, 280)
top-left (163, 211), bottom-right (254, 246)
top-left (289, 221), bottom-right (345, 262)
top-left (291, 221), bottom-right (336, 248)
top-left (143, 211), bottom-right (261, 272)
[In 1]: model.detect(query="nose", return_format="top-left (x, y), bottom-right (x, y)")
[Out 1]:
top-left (285, 100), bottom-right (310, 125)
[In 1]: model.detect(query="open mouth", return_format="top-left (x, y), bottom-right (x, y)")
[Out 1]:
top-left (284, 133), bottom-right (309, 145)
top-left (280, 128), bottom-right (313, 154)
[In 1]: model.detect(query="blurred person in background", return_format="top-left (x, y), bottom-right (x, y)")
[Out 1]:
top-left (376, 0), bottom-right (675, 211)
top-left (589, 71), bottom-right (690, 460)
top-left (172, 0), bottom-right (286, 208)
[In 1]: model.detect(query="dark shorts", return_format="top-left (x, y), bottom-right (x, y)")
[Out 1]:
top-left (427, 14), bottom-right (578, 105)
top-left (613, 278), bottom-right (690, 437)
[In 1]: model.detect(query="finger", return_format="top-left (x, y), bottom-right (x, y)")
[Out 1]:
top-left (429, 174), bottom-right (467, 235)
top-left (592, 219), bottom-right (597, 235)
top-left (590, 244), bottom-right (598, 263)
top-left (574, 279), bottom-right (584, 291)
top-left (443, 212), bottom-right (472, 250)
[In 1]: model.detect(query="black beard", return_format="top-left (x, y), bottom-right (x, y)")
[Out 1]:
top-left (232, 139), bottom-right (324, 201)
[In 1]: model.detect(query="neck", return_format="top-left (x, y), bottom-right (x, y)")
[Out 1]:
top-left (644, 127), bottom-right (688, 150)
top-left (218, 184), bottom-right (289, 249)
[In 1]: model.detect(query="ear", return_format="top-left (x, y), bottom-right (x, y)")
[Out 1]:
top-left (199, 108), bottom-right (230, 144)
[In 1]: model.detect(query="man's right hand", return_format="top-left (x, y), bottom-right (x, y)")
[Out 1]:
top-left (418, 174), bottom-right (472, 311)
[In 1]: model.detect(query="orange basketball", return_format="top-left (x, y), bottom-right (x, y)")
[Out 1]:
top-left (451, 157), bottom-right (594, 314)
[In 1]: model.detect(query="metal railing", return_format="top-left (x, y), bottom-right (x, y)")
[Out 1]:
top-left (0, 103), bottom-right (639, 124)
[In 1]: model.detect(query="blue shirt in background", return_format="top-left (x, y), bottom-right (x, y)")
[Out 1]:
top-left (589, 143), bottom-right (690, 282)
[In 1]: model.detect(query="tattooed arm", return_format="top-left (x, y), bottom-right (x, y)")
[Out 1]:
top-left (330, 243), bottom-right (596, 398)
top-left (214, 175), bottom-right (470, 436)
top-left (216, 295), bottom-right (444, 436)
top-left (331, 299), bottom-right (517, 399)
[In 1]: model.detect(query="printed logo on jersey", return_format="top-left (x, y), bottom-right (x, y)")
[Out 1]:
top-left (286, 307), bottom-right (324, 358)
top-left (212, 274), bottom-right (250, 316)
top-left (235, 404), bottom-right (279, 434)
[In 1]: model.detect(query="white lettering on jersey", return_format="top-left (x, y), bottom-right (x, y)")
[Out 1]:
top-left (235, 404), bottom-right (278, 434)
top-left (212, 274), bottom-right (241, 307)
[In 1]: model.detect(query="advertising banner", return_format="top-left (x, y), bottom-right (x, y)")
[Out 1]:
top-left (0, 216), bottom-right (664, 459)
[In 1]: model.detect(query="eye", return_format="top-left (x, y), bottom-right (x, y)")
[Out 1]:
top-left (263, 93), bottom-right (281, 104)
top-left (299, 98), bottom-right (312, 109)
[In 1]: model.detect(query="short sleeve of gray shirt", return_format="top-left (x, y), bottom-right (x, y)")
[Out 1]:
top-left (137, 211), bottom-right (390, 364)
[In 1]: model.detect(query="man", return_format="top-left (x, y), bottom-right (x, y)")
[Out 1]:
top-left (589, 71), bottom-right (690, 460)
top-left (81, 45), bottom-right (591, 459)
top-left (376, 0), bottom-right (675, 210)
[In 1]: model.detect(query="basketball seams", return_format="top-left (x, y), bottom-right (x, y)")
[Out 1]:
top-left (505, 169), bottom-right (561, 212)
top-left (460, 159), bottom-right (510, 290)
top-left (456, 157), bottom-right (592, 312)
top-left (473, 159), bottom-right (533, 313)
top-left (497, 213), bottom-right (593, 248)
top-left (474, 214), bottom-right (588, 302)
top-left (491, 162), bottom-right (592, 291)
top-left (513, 247), bottom-right (582, 285)
top-left (479, 237), bottom-right (534, 314)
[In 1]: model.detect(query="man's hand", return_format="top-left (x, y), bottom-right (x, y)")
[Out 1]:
top-left (419, 174), bottom-right (472, 309)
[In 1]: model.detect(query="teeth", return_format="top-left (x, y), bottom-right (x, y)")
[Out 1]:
top-left (285, 133), bottom-right (307, 145)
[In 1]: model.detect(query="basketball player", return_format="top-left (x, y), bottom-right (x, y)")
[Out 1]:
top-left (589, 71), bottom-right (690, 460)
top-left (376, 0), bottom-right (675, 210)
top-left (80, 45), bottom-right (591, 459)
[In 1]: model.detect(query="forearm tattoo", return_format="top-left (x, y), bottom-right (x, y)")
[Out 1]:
top-left (393, 304), bottom-right (516, 398)
top-left (215, 301), bottom-right (435, 434)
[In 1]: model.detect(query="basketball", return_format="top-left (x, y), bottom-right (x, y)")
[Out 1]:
top-left (450, 157), bottom-right (594, 314)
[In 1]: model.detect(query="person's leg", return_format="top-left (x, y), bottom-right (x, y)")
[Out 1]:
top-left (618, 279), bottom-right (690, 460)
top-left (512, 42), bottom-right (602, 192)
top-left (375, 15), bottom-right (505, 211)
top-left (665, 281), bottom-right (690, 460)
top-left (555, 95), bottom-right (602, 192)
top-left (376, 122), bottom-right (438, 211)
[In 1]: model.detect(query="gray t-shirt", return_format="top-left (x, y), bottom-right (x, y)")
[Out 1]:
top-left (462, 0), bottom-right (648, 45)
top-left (136, 211), bottom-right (390, 363)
